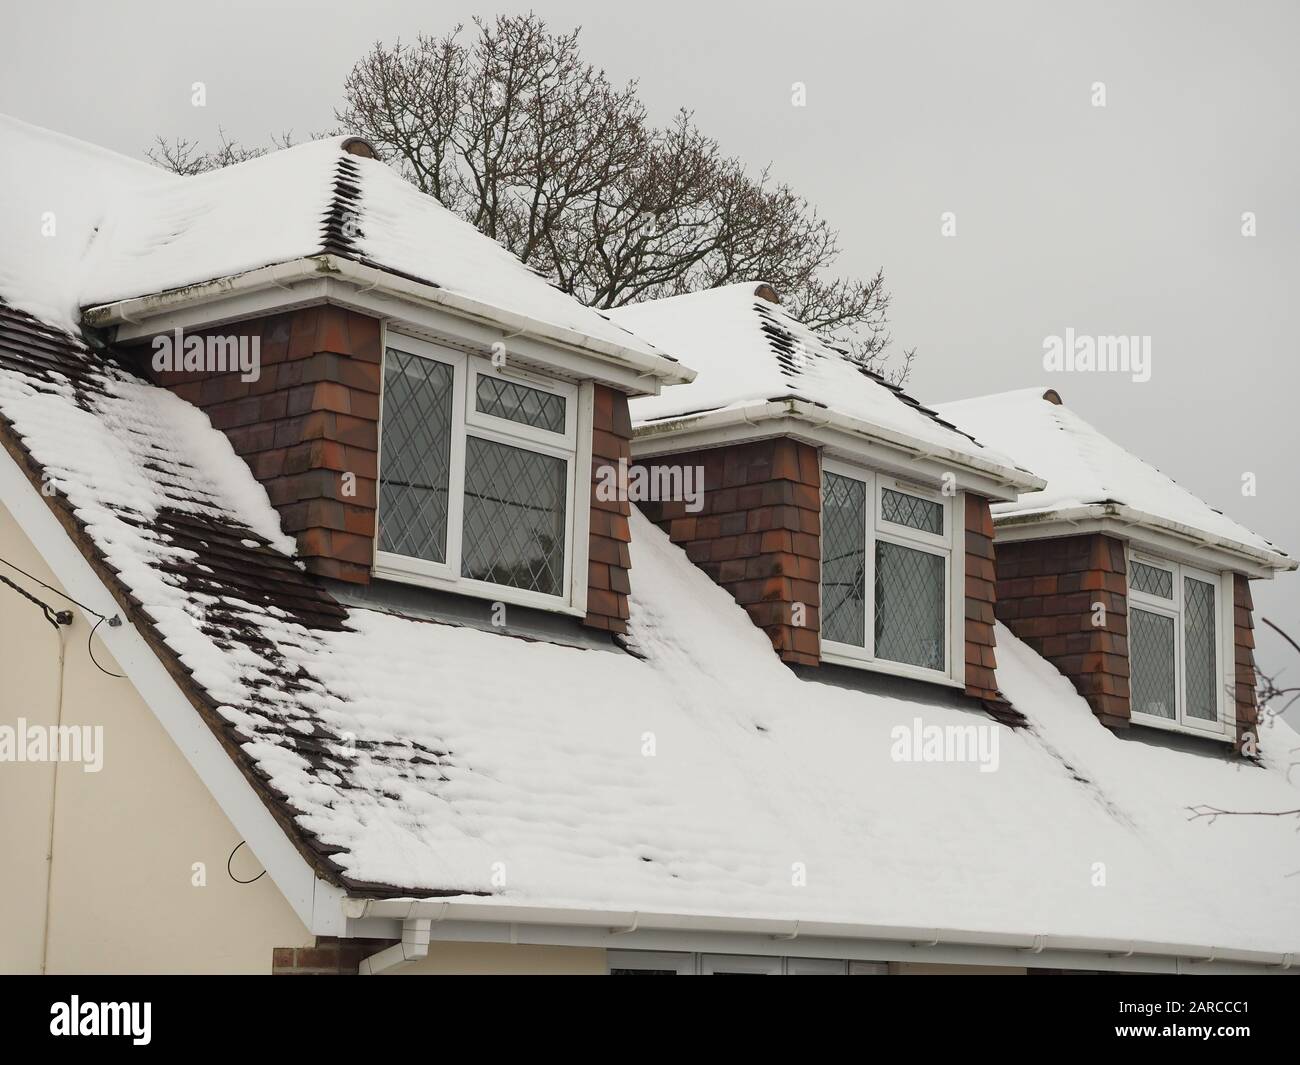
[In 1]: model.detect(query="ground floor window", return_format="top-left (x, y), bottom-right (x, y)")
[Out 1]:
top-left (608, 951), bottom-right (888, 975)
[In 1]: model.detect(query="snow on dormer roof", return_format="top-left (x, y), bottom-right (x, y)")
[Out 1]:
top-left (610, 284), bottom-right (1041, 492)
top-left (935, 388), bottom-right (1293, 572)
top-left (0, 113), bottom-right (684, 382)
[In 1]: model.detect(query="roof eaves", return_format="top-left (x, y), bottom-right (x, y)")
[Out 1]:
top-left (341, 898), bottom-right (1300, 973)
top-left (634, 397), bottom-right (1046, 496)
top-left (80, 253), bottom-right (697, 389)
top-left (992, 502), bottom-right (1295, 572)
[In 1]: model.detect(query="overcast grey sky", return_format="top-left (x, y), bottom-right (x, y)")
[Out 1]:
top-left (4, 0), bottom-right (1297, 697)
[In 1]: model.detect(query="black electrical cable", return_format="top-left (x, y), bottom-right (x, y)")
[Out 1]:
top-left (227, 840), bottom-right (266, 884)
top-left (1, 554), bottom-right (124, 677)
top-left (0, 555), bottom-right (115, 621)
top-left (87, 615), bottom-right (125, 679)
top-left (0, 571), bottom-right (70, 629)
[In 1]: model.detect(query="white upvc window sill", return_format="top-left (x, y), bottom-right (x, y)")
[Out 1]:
top-left (372, 555), bottom-right (587, 618)
top-left (819, 645), bottom-right (967, 690)
top-left (1128, 709), bottom-right (1234, 743)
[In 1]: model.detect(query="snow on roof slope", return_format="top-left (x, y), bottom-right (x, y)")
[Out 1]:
top-left (77, 138), bottom-right (341, 309)
top-left (0, 113), bottom-right (671, 365)
top-left (2, 305), bottom-right (1296, 952)
top-left (0, 113), bottom-right (173, 328)
top-left (70, 131), bottom-right (666, 360)
top-left (609, 284), bottom-right (1026, 475)
top-left (936, 388), bottom-right (1291, 565)
top-left (291, 514), bottom-right (1300, 951)
top-left (0, 309), bottom-right (310, 707)
top-left (340, 152), bottom-right (667, 358)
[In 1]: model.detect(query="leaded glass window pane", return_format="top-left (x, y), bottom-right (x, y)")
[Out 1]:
top-left (875, 541), bottom-right (945, 671)
top-left (476, 375), bottom-right (566, 433)
top-left (880, 487), bottom-right (943, 535)
top-left (461, 436), bottom-right (567, 595)
top-left (1130, 560), bottom-right (1173, 599)
top-left (822, 471), bottom-right (867, 647)
top-left (1130, 607), bottom-right (1176, 719)
top-left (378, 349), bottom-right (454, 563)
top-left (1184, 577), bottom-right (1218, 721)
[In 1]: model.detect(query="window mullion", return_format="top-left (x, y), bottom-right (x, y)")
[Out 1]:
top-left (1172, 561), bottom-right (1184, 727)
top-left (1175, 588), bottom-right (1186, 727)
top-left (445, 360), bottom-right (470, 579)
top-left (864, 470), bottom-right (877, 660)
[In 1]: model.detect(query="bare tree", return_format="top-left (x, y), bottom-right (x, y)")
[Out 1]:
top-left (148, 14), bottom-right (916, 380)
top-left (146, 127), bottom-right (298, 175)
top-left (1188, 617), bottom-right (1300, 825)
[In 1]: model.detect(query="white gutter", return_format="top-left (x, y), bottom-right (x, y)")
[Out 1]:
top-left (995, 502), bottom-right (1295, 573)
top-left (341, 898), bottom-right (1297, 972)
top-left (358, 918), bottom-right (432, 976)
top-left (634, 399), bottom-right (1047, 497)
top-left (81, 255), bottom-right (697, 389)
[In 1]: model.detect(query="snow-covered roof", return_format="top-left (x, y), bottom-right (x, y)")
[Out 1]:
top-left (1, 304), bottom-right (1298, 954)
top-left (0, 112), bottom-right (682, 378)
top-left (609, 284), bottom-right (1041, 490)
top-left (936, 388), bottom-right (1293, 570)
top-left (0, 115), bottom-right (168, 328)
top-left (2, 117), bottom-right (1297, 959)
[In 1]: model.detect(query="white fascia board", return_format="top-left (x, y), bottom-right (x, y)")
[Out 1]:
top-left (631, 400), bottom-right (1044, 501)
top-left (103, 277), bottom-right (662, 399)
top-left (340, 899), bottom-right (1297, 974)
top-left (347, 289), bottom-right (662, 397)
top-left (0, 445), bottom-right (347, 936)
top-left (992, 504), bottom-right (1294, 578)
top-left (81, 255), bottom-right (696, 394)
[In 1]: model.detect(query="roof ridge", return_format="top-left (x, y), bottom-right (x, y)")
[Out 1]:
top-left (321, 152), bottom-right (365, 258)
top-left (751, 298), bottom-right (987, 452)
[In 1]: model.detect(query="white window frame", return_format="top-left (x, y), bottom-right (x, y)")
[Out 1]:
top-left (606, 951), bottom-right (887, 974)
top-left (607, 951), bottom-right (695, 975)
top-left (786, 957), bottom-right (851, 975)
top-left (819, 459), bottom-right (964, 688)
top-left (1126, 547), bottom-right (1231, 739)
top-left (373, 330), bottom-right (591, 616)
top-left (699, 954), bottom-right (785, 975)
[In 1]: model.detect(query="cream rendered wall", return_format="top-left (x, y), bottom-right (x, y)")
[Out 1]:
top-left (0, 502), bottom-right (315, 974)
top-left (0, 501), bottom-right (58, 973)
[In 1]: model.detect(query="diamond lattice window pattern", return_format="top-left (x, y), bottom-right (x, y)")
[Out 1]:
top-left (461, 436), bottom-right (567, 596)
top-left (1184, 577), bottom-right (1218, 721)
top-left (875, 540), bottom-right (945, 671)
top-left (378, 349), bottom-right (454, 563)
top-left (1131, 560), bottom-right (1174, 599)
top-left (476, 375), bottom-right (566, 433)
top-left (881, 487), bottom-right (943, 535)
top-left (1130, 607), bottom-right (1177, 719)
top-left (822, 471), bottom-right (867, 647)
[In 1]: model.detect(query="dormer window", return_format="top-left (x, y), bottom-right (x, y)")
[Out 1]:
top-left (1127, 551), bottom-right (1227, 736)
top-left (821, 459), bottom-right (961, 684)
top-left (375, 331), bottom-right (583, 612)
